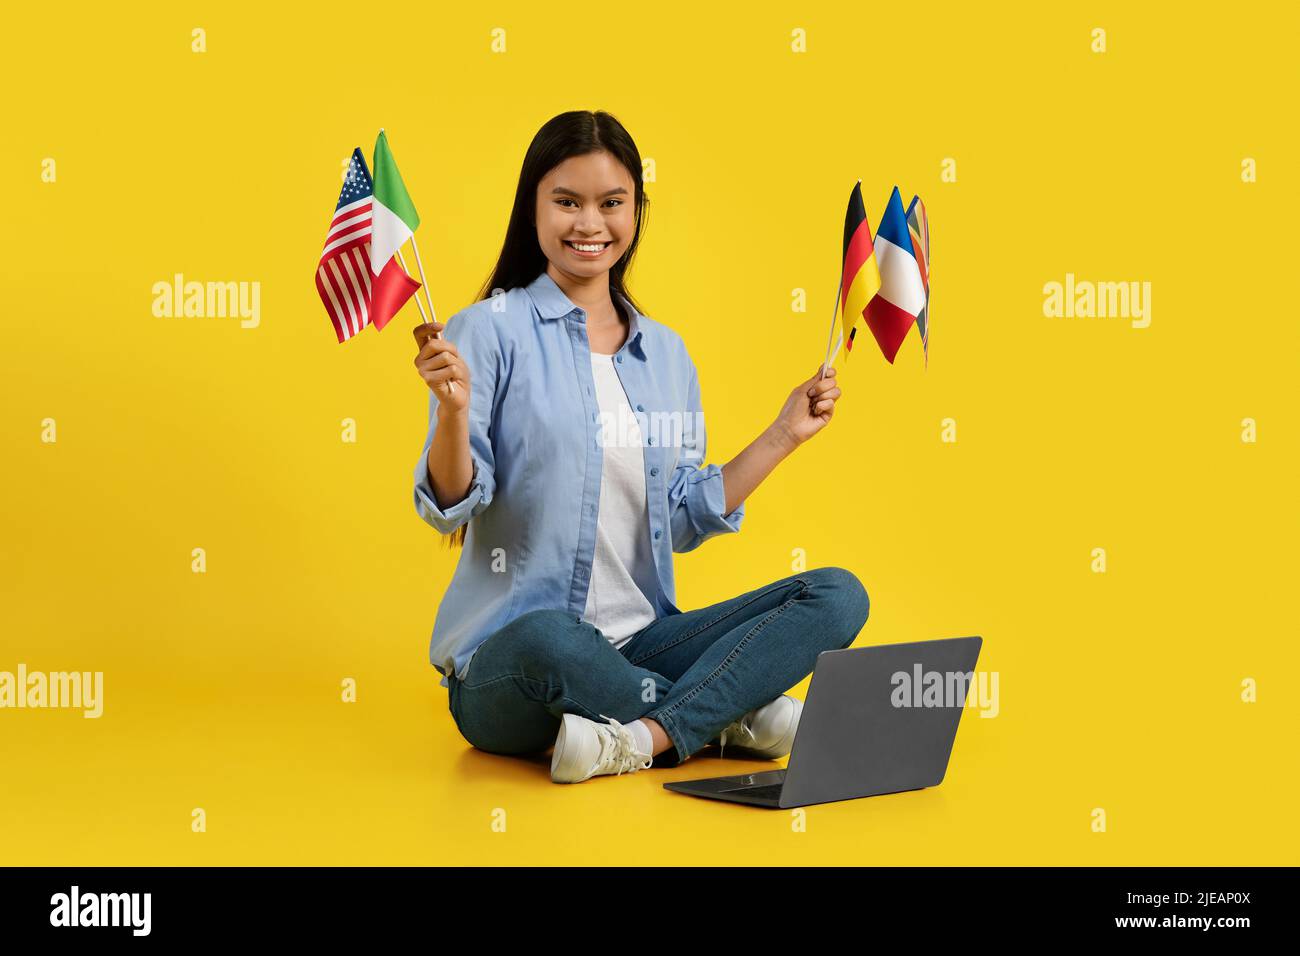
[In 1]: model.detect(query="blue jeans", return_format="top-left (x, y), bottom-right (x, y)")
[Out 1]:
top-left (446, 566), bottom-right (870, 765)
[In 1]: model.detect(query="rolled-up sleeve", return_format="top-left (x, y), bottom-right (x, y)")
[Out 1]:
top-left (667, 356), bottom-right (745, 553)
top-left (413, 311), bottom-right (499, 535)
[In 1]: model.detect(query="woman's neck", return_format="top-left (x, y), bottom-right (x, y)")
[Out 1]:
top-left (546, 264), bottom-right (615, 318)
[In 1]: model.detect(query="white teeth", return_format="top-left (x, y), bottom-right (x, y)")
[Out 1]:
top-left (570, 242), bottom-right (606, 252)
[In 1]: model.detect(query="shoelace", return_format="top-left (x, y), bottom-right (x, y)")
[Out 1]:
top-left (595, 714), bottom-right (653, 775)
top-left (718, 717), bottom-right (757, 761)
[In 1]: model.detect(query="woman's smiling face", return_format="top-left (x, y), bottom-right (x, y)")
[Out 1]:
top-left (535, 150), bottom-right (636, 280)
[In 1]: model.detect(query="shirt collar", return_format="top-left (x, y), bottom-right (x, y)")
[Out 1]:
top-left (526, 270), bottom-right (647, 360)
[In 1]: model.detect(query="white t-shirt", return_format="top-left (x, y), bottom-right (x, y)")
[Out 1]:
top-left (582, 350), bottom-right (659, 648)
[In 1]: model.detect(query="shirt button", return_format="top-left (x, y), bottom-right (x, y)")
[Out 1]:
top-left (648, 437), bottom-right (655, 445)
top-left (636, 404), bottom-right (644, 412)
top-left (650, 467), bottom-right (659, 477)
top-left (654, 530), bottom-right (662, 540)
top-left (616, 355), bottom-right (623, 364)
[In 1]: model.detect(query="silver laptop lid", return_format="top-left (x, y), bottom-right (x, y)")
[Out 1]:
top-left (779, 636), bottom-right (983, 808)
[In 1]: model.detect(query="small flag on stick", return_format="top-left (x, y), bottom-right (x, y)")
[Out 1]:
top-left (906, 195), bottom-right (930, 366)
top-left (370, 131), bottom-right (422, 307)
top-left (827, 180), bottom-right (882, 367)
top-left (315, 148), bottom-right (421, 343)
top-left (862, 186), bottom-right (925, 364)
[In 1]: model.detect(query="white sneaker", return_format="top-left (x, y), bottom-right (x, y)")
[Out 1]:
top-left (550, 713), bottom-right (653, 784)
top-left (714, 695), bottom-right (803, 760)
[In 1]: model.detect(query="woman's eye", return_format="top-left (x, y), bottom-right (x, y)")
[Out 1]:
top-left (556, 198), bottom-right (624, 208)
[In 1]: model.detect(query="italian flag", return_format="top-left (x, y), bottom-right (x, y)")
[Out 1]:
top-left (367, 130), bottom-right (422, 331)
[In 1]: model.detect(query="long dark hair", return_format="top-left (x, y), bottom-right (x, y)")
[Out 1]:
top-left (444, 109), bottom-right (651, 549)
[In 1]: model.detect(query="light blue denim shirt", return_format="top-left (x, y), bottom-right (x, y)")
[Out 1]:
top-left (414, 270), bottom-right (745, 686)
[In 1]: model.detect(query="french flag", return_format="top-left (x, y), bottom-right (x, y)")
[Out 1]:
top-left (864, 186), bottom-right (926, 363)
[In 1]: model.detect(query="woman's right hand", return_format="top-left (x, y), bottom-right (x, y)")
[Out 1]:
top-left (414, 321), bottom-right (471, 416)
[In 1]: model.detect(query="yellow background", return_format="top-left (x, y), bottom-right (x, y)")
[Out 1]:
top-left (2, 1), bottom-right (1295, 866)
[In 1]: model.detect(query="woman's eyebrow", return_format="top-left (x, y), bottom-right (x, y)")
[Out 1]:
top-left (550, 186), bottom-right (629, 198)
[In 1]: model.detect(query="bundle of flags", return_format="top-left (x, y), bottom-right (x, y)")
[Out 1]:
top-left (316, 131), bottom-right (426, 344)
top-left (829, 182), bottom-right (932, 367)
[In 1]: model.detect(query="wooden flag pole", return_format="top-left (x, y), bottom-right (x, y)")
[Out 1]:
top-left (820, 260), bottom-right (845, 382)
top-left (409, 232), bottom-right (438, 326)
top-left (395, 248), bottom-right (429, 323)
top-left (400, 243), bottom-right (456, 394)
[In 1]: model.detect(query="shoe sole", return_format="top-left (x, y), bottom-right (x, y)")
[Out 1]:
top-left (550, 713), bottom-right (590, 783)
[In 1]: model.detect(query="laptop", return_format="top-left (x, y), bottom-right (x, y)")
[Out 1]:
top-left (662, 636), bottom-right (982, 809)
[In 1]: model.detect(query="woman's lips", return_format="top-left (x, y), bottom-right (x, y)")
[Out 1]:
top-left (565, 240), bottom-right (611, 259)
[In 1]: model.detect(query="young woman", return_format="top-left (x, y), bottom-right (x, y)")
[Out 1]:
top-left (413, 110), bottom-right (870, 784)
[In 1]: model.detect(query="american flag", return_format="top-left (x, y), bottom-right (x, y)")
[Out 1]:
top-left (316, 149), bottom-right (380, 343)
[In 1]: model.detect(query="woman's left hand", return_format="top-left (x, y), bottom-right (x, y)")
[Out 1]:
top-left (772, 364), bottom-right (841, 448)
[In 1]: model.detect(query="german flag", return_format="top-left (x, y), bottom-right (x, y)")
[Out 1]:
top-left (834, 181), bottom-right (882, 361)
